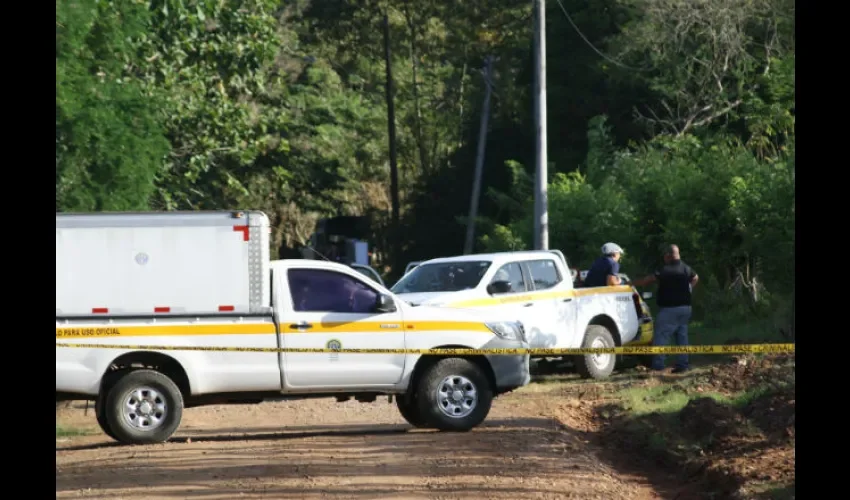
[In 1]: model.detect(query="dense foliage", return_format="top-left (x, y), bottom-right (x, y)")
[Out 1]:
top-left (56, 0), bottom-right (794, 326)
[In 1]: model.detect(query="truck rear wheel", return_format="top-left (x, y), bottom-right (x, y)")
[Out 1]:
top-left (94, 394), bottom-right (117, 440)
top-left (103, 369), bottom-right (183, 445)
top-left (414, 358), bottom-right (493, 432)
top-left (575, 325), bottom-right (616, 380)
top-left (395, 393), bottom-right (430, 428)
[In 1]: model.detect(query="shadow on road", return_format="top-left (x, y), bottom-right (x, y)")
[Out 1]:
top-left (56, 417), bottom-right (620, 499)
top-left (56, 424), bottom-right (411, 452)
top-left (56, 417), bottom-right (552, 452)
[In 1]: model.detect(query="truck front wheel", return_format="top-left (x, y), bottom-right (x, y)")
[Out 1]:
top-left (94, 394), bottom-right (117, 440)
top-left (103, 369), bottom-right (184, 445)
top-left (395, 392), bottom-right (430, 428)
top-left (414, 358), bottom-right (493, 432)
top-left (575, 325), bottom-right (617, 379)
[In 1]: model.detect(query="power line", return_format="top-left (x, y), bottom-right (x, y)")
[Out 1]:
top-left (553, 0), bottom-right (653, 72)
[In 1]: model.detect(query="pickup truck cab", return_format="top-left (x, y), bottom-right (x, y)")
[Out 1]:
top-left (390, 250), bottom-right (654, 379)
top-left (55, 211), bottom-right (530, 445)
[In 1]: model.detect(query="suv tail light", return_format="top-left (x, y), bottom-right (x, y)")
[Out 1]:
top-left (632, 292), bottom-right (644, 318)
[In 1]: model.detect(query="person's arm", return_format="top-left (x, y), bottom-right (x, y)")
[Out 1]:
top-left (605, 260), bottom-right (622, 286)
top-left (688, 265), bottom-right (699, 287)
top-left (632, 269), bottom-right (659, 288)
top-left (632, 275), bottom-right (656, 287)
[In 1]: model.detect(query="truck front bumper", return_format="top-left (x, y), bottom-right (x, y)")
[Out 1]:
top-left (482, 337), bottom-right (531, 394)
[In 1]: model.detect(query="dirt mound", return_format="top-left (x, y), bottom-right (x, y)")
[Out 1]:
top-left (591, 356), bottom-right (796, 499)
top-left (696, 355), bottom-right (794, 394)
top-left (741, 387), bottom-right (796, 442)
top-left (679, 397), bottom-right (749, 445)
top-left (592, 403), bottom-right (746, 497)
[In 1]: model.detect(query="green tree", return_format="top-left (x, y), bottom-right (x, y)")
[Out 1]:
top-left (56, 0), bottom-right (170, 211)
top-left (131, 0), bottom-right (286, 211)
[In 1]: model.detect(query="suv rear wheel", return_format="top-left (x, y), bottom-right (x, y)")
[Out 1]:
top-left (575, 325), bottom-right (617, 379)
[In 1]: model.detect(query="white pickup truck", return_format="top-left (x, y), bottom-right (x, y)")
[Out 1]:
top-left (56, 211), bottom-right (530, 445)
top-left (390, 250), bottom-right (654, 379)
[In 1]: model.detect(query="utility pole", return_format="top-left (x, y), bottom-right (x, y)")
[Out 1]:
top-left (463, 55), bottom-right (495, 255)
top-left (533, 0), bottom-right (548, 250)
top-left (383, 12), bottom-right (401, 264)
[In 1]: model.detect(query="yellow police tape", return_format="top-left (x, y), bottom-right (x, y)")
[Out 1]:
top-left (55, 342), bottom-right (795, 356)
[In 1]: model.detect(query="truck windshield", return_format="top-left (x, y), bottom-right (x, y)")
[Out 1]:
top-left (391, 261), bottom-right (492, 293)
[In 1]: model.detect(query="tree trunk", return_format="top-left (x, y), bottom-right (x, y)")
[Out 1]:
top-left (402, 2), bottom-right (429, 174)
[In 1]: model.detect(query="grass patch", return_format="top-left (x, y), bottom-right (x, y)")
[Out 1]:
top-left (689, 318), bottom-right (782, 345)
top-left (617, 383), bottom-right (731, 415)
top-left (615, 377), bottom-right (787, 415)
top-left (748, 482), bottom-right (796, 500)
top-left (727, 385), bottom-right (781, 408)
top-left (56, 425), bottom-right (96, 437)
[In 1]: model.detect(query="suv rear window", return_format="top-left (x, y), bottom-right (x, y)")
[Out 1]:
top-left (526, 259), bottom-right (562, 290)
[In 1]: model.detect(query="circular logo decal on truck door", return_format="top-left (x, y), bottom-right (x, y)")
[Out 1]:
top-left (326, 339), bottom-right (342, 361)
top-left (135, 252), bottom-right (149, 265)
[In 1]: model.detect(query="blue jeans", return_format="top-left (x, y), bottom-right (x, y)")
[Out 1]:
top-left (652, 305), bottom-right (692, 370)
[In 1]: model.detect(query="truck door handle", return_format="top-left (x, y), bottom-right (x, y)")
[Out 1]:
top-left (289, 322), bottom-right (313, 330)
top-left (523, 302), bottom-right (534, 307)
top-left (562, 298), bottom-right (573, 302)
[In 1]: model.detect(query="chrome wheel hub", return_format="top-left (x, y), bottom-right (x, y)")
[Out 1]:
top-left (436, 375), bottom-right (478, 418)
top-left (590, 337), bottom-right (611, 369)
top-left (122, 386), bottom-right (167, 431)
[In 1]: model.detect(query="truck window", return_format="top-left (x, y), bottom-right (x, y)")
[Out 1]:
top-left (390, 260), bottom-right (491, 293)
top-left (526, 259), bottom-right (562, 290)
top-left (490, 262), bottom-right (526, 293)
top-left (288, 268), bottom-right (379, 314)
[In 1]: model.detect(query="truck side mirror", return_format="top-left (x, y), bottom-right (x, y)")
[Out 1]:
top-left (375, 293), bottom-right (397, 313)
top-left (487, 280), bottom-right (512, 295)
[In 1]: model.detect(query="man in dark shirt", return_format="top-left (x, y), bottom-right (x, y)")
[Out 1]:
top-left (582, 242), bottom-right (625, 287)
top-left (633, 244), bottom-right (699, 373)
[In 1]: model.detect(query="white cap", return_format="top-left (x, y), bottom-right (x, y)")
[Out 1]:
top-left (601, 242), bottom-right (624, 255)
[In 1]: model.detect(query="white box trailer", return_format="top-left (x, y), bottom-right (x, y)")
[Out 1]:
top-left (56, 210), bottom-right (272, 318)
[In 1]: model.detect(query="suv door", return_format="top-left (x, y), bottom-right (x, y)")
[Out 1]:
top-left (522, 258), bottom-right (578, 348)
top-left (280, 267), bottom-right (406, 388)
top-left (485, 260), bottom-right (536, 336)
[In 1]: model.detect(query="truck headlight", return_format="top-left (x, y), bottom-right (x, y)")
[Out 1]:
top-left (486, 321), bottom-right (525, 341)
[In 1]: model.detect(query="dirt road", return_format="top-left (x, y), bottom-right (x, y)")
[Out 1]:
top-left (56, 389), bottom-right (671, 499)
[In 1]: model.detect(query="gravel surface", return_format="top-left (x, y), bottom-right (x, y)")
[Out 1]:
top-left (56, 391), bottom-right (668, 499)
